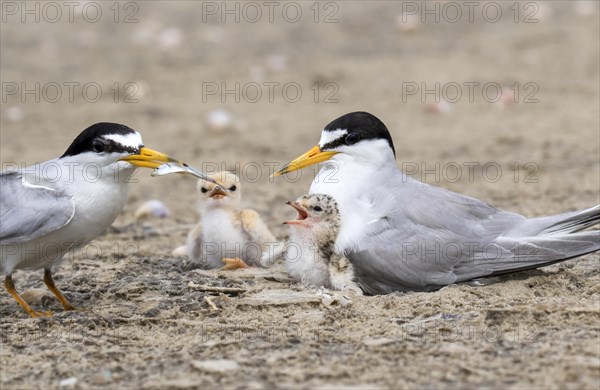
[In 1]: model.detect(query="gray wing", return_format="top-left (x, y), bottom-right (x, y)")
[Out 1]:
top-left (349, 176), bottom-right (599, 295)
top-left (0, 172), bottom-right (76, 244)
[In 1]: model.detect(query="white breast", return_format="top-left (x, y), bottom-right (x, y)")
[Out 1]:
top-left (3, 162), bottom-right (132, 273)
top-left (285, 228), bottom-right (331, 287)
top-left (200, 208), bottom-right (253, 266)
top-left (310, 140), bottom-right (398, 252)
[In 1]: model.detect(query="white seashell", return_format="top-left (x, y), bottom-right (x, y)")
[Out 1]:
top-left (424, 100), bottom-right (452, 114)
top-left (133, 81), bottom-right (148, 99)
top-left (134, 200), bottom-right (171, 221)
top-left (396, 13), bottom-right (420, 32)
top-left (158, 28), bottom-right (183, 48)
top-left (535, 3), bottom-right (553, 21)
top-left (21, 288), bottom-right (53, 305)
top-left (495, 88), bottom-right (516, 109)
top-left (5, 106), bottom-right (24, 122)
top-left (59, 377), bottom-right (78, 388)
top-left (172, 245), bottom-right (188, 257)
top-left (192, 359), bottom-right (240, 373)
top-left (266, 54), bottom-right (287, 73)
top-left (575, 1), bottom-right (596, 16)
top-left (206, 109), bottom-right (234, 132)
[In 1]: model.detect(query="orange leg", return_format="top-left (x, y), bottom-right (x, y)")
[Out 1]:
top-left (4, 275), bottom-right (53, 318)
top-left (44, 269), bottom-right (76, 311)
top-left (221, 257), bottom-right (250, 270)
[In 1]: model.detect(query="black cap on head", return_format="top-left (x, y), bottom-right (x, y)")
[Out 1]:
top-left (61, 122), bottom-right (140, 158)
top-left (322, 111), bottom-right (396, 157)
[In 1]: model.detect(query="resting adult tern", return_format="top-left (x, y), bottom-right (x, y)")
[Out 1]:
top-left (274, 111), bottom-right (600, 295)
top-left (1, 122), bottom-right (215, 317)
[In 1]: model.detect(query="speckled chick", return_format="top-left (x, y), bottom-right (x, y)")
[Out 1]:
top-left (284, 194), bottom-right (361, 293)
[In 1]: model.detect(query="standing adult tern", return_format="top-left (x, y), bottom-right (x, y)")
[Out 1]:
top-left (274, 111), bottom-right (600, 295)
top-left (1, 122), bottom-right (215, 317)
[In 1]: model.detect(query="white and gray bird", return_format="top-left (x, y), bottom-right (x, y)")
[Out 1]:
top-left (284, 194), bottom-right (361, 293)
top-left (1, 122), bottom-right (214, 317)
top-left (274, 111), bottom-right (600, 295)
top-left (174, 171), bottom-right (281, 270)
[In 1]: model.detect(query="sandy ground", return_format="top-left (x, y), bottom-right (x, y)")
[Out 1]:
top-left (1, 1), bottom-right (599, 389)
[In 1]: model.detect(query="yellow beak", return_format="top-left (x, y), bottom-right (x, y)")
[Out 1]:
top-left (120, 147), bottom-right (181, 169)
top-left (272, 145), bottom-right (338, 177)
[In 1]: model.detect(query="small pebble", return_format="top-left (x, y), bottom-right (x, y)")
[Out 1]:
top-left (396, 13), bottom-right (420, 32)
top-left (134, 200), bottom-right (171, 221)
top-left (206, 109), bottom-right (234, 132)
top-left (21, 288), bottom-right (54, 306)
top-left (192, 359), bottom-right (240, 373)
top-left (575, 1), bottom-right (596, 16)
top-left (425, 101), bottom-right (452, 114)
top-left (266, 54), bottom-right (287, 73)
top-left (59, 377), bottom-right (78, 388)
top-left (158, 28), bottom-right (183, 48)
top-left (5, 106), bottom-right (24, 122)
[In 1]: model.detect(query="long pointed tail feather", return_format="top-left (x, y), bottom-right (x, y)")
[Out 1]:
top-left (507, 205), bottom-right (600, 237)
top-left (456, 207), bottom-right (599, 282)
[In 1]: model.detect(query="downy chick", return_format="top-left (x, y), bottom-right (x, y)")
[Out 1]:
top-left (284, 194), bottom-right (361, 293)
top-left (174, 171), bottom-right (279, 269)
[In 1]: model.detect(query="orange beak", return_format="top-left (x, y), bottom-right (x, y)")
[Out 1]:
top-left (272, 145), bottom-right (338, 177)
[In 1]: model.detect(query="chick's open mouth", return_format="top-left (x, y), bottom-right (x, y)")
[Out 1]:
top-left (284, 201), bottom-right (309, 224)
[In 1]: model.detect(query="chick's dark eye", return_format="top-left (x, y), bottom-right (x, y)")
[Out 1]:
top-left (91, 139), bottom-right (106, 153)
top-left (313, 206), bottom-right (323, 212)
top-left (200, 187), bottom-right (208, 193)
top-left (345, 133), bottom-right (361, 145)
top-left (229, 185), bottom-right (237, 191)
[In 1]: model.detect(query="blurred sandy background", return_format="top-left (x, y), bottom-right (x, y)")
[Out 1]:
top-left (1, 1), bottom-right (599, 389)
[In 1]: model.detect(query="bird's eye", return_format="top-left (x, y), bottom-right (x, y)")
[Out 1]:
top-left (229, 185), bottom-right (237, 191)
top-left (313, 206), bottom-right (323, 212)
top-left (201, 187), bottom-right (208, 193)
top-left (345, 133), bottom-right (361, 145)
top-left (91, 139), bottom-right (106, 153)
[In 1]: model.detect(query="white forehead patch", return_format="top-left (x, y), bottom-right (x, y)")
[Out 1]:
top-left (318, 129), bottom-right (347, 147)
top-left (105, 132), bottom-right (143, 149)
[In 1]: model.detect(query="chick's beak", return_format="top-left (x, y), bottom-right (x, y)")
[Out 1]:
top-left (120, 147), bottom-right (181, 169)
top-left (272, 145), bottom-right (338, 177)
top-left (210, 185), bottom-right (228, 199)
top-left (283, 201), bottom-right (309, 225)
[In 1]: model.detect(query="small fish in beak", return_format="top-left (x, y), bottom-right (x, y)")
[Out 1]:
top-left (151, 162), bottom-right (217, 184)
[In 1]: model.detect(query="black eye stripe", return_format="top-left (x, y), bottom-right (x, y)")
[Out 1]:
top-left (321, 137), bottom-right (347, 151)
top-left (100, 139), bottom-right (140, 154)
